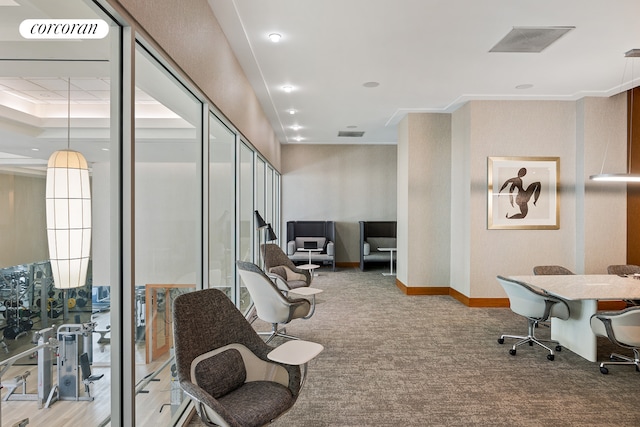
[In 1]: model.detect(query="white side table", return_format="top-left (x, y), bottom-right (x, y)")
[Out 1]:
top-left (267, 339), bottom-right (324, 389)
top-left (378, 247), bottom-right (396, 276)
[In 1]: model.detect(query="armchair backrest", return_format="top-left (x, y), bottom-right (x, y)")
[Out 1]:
top-left (533, 265), bottom-right (574, 275)
top-left (497, 276), bottom-right (570, 321)
top-left (172, 288), bottom-right (270, 388)
top-left (607, 265), bottom-right (640, 276)
top-left (237, 261), bottom-right (306, 324)
top-left (591, 306), bottom-right (640, 348)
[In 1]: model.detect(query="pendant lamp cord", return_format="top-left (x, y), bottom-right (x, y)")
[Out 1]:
top-left (67, 77), bottom-right (71, 150)
top-left (599, 56), bottom-right (634, 175)
top-left (629, 60), bottom-right (635, 175)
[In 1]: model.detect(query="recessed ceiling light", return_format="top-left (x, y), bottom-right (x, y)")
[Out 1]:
top-left (31, 148), bottom-right (39, 151)
top-left (515, 84), bottom-right (534, 90)
top-left (102, 148), bottom-right (110, 152)
top-left (346, 125), bottom-right (357, 129)
top-left (282, 85), bottom-right (294, 93)
top-left (288, 109), bottom-right (296, 115)
top-left (290, 125), bottom-right (302, 131)
top-left (268, 33), bottom-right (282, 43)
top-left (293, 136), bottom-right (304, 142)
top-left (363, 81), bottom-right (380, 88)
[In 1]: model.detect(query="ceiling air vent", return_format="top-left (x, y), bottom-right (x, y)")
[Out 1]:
top-left (338, 131), bottom-right (365, 137)
top-left (489, 26), bottom-right (575, 53)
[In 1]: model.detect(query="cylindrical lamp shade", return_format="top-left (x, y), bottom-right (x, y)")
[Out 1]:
top-left (46, 150), bottom-right (92, 289)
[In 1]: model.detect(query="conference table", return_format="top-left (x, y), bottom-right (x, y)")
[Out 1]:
top-left (509, 274), bottom-right (640, 362)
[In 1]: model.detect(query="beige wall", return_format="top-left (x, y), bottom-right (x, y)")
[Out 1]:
top-left (397, 113), bottom-right (451, 288)
top-left (281, 144), bottom-right (397, 264)
top-left (0, 173), bottom-right (48, 268)
top-left (111, 0), bottom-right (281, 169)
top-left (579, 96), bottom-right (627, 273)
top-left (449, 98), bottom-right (627, 298)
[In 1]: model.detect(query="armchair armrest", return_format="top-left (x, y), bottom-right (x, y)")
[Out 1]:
top-left (287, 240), bottom-right (296, 255)
top-left (289, 287), bottom-right (323, 318)
top-left (267, 340), bottom-right (324, 366)
top-left (326, 241), bottom-right (335, 256)
top-left (363, 241), bottom-right (370, 256)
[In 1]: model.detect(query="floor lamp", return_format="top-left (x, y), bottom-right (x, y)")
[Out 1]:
top-left (254, 210), bottom-right (268, 270)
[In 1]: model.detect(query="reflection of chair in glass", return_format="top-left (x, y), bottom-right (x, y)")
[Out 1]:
top-left (497, 276), bottom-right (570, 360)
top-left (80, 352), bottom-right (104, 398)
top-left (173, 288), bottom-right (323, 426)
top-left (237, 261), bottom-right (316, 343)
top-left (590, 307), bottom-right (640, 374)
top-left (533, 265), bottom-right (574, 275)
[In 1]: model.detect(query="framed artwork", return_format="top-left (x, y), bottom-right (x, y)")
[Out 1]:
top-left (487, 156), bottom-right (559, 230)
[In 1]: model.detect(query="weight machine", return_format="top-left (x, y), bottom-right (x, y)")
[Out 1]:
top-left (0, 328), bottom-right (58, 425)
top-left (56, 322), bottom-right (102, 401)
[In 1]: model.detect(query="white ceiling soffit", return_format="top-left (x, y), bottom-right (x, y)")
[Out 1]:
top-left (489, 27), bottom-right (575, 53)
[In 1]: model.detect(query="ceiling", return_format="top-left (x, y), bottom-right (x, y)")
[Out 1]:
top-left (207, 0), bottom-right (640, 145)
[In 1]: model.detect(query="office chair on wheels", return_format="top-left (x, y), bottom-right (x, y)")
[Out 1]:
top-left (590, 306), bottom-right (640, 374)
top-left (497, 276), bottom-right (570, 360)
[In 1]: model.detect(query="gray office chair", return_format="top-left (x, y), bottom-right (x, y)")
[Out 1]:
top-left (497, 275), bottom-right (570, 360)
top-left (173, 288), bottom-right (321, 427)
top-left (607, 265), bottom-right (640, 306)
top-left (533, 265), bottom-right (575, 275)
top-left (237, 261), bottom-right (315, 343)
top-left (590, 306), bottom-right (640, 374)
top-left (532, 265), bottom-right (574, 327)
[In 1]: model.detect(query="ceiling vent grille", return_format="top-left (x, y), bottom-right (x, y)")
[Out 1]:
top-left (338, 131), bottom-right (365, 137)
top-left (490, 26), bottom-right (575, 53)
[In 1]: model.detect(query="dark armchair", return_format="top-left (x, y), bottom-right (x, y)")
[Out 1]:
top-left (173, 288), bottom-right (322, 427)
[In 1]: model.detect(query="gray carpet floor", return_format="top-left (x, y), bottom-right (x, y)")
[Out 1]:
top-left (190, 267), bottom-right (640, 426)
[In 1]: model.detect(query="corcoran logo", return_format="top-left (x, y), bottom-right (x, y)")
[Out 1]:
top-left (19, 19), bottom-right (109, 39)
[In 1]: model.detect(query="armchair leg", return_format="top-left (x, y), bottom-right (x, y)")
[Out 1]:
top-left (257, 323), bottom-right (300, 343)
top-left (498, 319), bottom-right (561, 360)
top-left (598, 349), bottom-right (640, 374)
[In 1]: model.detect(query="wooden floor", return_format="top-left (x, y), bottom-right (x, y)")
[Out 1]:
top-left (0, 311), bottom-right (185, 427)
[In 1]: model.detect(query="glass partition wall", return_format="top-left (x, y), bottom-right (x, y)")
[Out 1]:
top-left (0, 0), bottom-right (280, 424)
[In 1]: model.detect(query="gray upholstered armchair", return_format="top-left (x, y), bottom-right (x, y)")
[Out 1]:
top-left (173, 288), bottom-right (322, 427)
top-left (262, 243), bottom-right (311, 289)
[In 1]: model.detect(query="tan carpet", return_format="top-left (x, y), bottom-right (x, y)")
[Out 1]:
top-left (190, 267), bottom-right (640, 426)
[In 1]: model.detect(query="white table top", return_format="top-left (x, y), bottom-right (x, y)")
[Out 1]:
top-left (510, 274), bottom-right (640, 301)
top-left (378, 247), bottom-right (396, 251)
top-left (297, 263), bottom-right (320, 270)
top-left (289, 287), bottom-right (323, 296)
top-left (267, 340), bottom-right (324, 365)
top-left (297, 248), bottom-right (322, 252)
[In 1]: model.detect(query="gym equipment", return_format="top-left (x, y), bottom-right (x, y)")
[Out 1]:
top-left (0, 327), bottom-right (59, 426)
top-left (56, 322), bottom-right (101, 401)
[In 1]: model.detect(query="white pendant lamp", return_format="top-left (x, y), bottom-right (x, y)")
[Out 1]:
top-left (46, 78), bottom-right (91, 289)
top-left (590, 49), bottom-right (640, 183)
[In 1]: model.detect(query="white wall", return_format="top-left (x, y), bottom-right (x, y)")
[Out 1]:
top-left (0, 173), bottom-right (48, 268)
top-left (281, 144), bottom-right (397, 264)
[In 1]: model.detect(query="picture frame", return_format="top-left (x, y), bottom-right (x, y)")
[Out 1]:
top-left (487, 156), bottom-right (559, 230)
